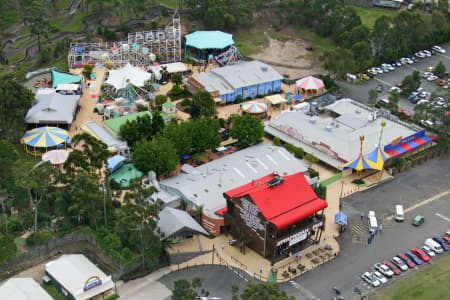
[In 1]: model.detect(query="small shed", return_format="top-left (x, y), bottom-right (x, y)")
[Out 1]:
top-left (162, 102), bottom-right (177, 115)
top-left (157, 207), bottom-right (208, 240)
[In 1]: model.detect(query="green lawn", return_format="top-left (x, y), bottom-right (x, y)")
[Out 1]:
top-left (296, 27), bottom-right (337, 53)
top-left (234, 31), bottom-right (269, 57)
top-left (14, 237), bottom-right (25, 251)
top-left (61, 12), bottom-right (86, 32)
top-left (268, 31), bottom-right (292, 42)
top-left (373, 254), bottom-right (450, 300)
top-left (349, 5), bottom-right (398, 29)
top-left (56, 0), bottom-right (72, 9)
top-left (157, 0), bottom-right (179, 9)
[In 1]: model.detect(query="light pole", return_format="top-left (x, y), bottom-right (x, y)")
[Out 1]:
top-left (368, 230), bottom-right (378, 299)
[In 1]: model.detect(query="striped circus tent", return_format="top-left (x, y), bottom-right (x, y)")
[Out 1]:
top-left (23, 127), bottom-right (68, 156)
top-left (341, 154), bottom-right (378, 171)
top-left (364, 146), bottom-right (391, 170)
top-left (42, 149), bottom-right (69, 165)
top-left (242, 101), bottom-right (267, 114)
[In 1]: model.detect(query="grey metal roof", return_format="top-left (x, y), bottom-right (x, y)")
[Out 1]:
top-left (0, 278), bottom-right (53, 300)
top-left (25, 89), bottom-right (80, 124)
top-left (264, 99), bottom-right (416, 168)
top-left (159, 144), bottom-right (308, 215)
top-left (157, 207), bottom-right (208, 239)
top-left (45, 254), bottom-right (114, 300)
top-left (84, 121), bottom-right (127, 149)
top-left (193, 60), bottom-right (283, 95)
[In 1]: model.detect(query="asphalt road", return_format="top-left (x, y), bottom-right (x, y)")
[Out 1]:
top-left (155, 154), bottom-right (450, 300)
top-left (281, 152), bottom-right (450, 300)
top-left (338, 42), bottom-right (450, 116)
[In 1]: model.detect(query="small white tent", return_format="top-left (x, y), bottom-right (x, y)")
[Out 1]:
top-left (105, 63), bottom-right (151, 89)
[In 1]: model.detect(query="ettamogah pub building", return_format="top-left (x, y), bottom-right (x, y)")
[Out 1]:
top-left (223, 172), bottom-right (328, 260)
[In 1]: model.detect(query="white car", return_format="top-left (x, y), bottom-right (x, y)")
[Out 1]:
top-left (392, 256), bottom-right (408, 271)
top-left (375, 67), bottom-right (384, 74)
top-left (374, 263), bottom-right (394, 278)
top-left (395, 61), bottom-right (402, 67)
top-left (421, 120), bottom-right (434, 127)
top-left (422, 72), bottom-right (433, 78)
top-left (415, 52), bottom-right (425, 58)
top-left (389, 86), bottom-right (401, 94)
top-left (382, 64), bottom-right (395, 71)
top-left (422, 245), bottom-right (436, 257)
top-left (422, 50), bottom-right (432, 57)
top-left (362, 272), bottom-right (381, 287)
top-left (416, 99), bottom-right (429, 106)
top-left (427, 75), bottom-right (438, 81)
top-left (373, 271), bottom-right (388, 284)
top-left (432, 45), bottom-right (446, 54)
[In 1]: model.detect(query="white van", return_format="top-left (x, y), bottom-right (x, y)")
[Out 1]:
top-left (395, 205), bottom-right (404, 222)
top-left (425, 238), bottom-right (443, 253)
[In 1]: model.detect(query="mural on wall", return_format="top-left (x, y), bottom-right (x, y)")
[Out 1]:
top-left (237, 197), bottom-right (265, 235)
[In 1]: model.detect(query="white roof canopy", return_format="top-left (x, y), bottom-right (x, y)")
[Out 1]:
top-left (0, 278), bottom-right (53, 300)
top-left (55, 83), bottom-right (80, 91)
top-left (151, 62), bottom-right (188, 75)
top-left (105, 63), bottom-right (151, 89)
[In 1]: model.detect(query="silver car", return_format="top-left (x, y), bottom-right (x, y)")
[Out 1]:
top-left (373, 271), bottom-right (388, 284)
top-left (392, 256), bottom-right (408, 271)
top-left (362, 272), bottom-right (381, 287)
top-left (422, 245), bottom-right (436, 257)
top-left (374, 263), bottom-right (394, 278)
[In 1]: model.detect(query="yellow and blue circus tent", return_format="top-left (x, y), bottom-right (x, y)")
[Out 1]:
top-left (23, 127), bottom-right (68, 156)
top-left (364, 146), bottom-right (391, 170)
top-left (341, 153), bottom-right (378, 171)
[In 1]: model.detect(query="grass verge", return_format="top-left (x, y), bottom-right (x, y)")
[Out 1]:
top-left (295, 27), bottom-right (337, 53)
top-left (349, 5), bottom-right (398, 30)
top-left (373, 254), bottom-right (450, 300)
top-left (157, 0), bottom-right (179, 9)
top-left (43, 285), bottom-right (65, 300)
top-left (234, 31), bottom-right (269, 56)
top-left (268, 31), bottom-right (292, 42)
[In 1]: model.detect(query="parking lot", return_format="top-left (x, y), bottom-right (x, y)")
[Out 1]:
top-left (339, 42), bottom-right (450, 116)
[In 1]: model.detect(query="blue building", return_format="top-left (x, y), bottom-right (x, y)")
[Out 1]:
top-left (190, 60), bottom-right (283, 103)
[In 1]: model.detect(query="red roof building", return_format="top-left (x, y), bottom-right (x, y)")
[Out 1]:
top-left (223, 172), bottom-right (327, 260)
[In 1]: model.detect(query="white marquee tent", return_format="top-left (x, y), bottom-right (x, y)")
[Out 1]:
top-left (105, 63), bottom-right (151, 89)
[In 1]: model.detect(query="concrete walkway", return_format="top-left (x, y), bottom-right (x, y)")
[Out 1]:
top-left (117, 267), bottom-right (172, 300)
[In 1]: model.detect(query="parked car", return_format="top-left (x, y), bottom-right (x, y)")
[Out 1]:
top-left (433, 237), bottom-right (450, 251)
top-left (398, 253), bottom-right (416, 268)
top-left (438, 80), bottom-right (448, 86)
top-left (422, 71), bottom-right (433, 78)
top-left (373, 271), bottom-right (388, 284)
top-left (391, 256), bottom-right (408, 271)
top-left (421, 245), bottom-right (436, 257)
top-left (362, 272), bottom-right (381, 287)
top-left (429, 49), bottom-right (436, 56)
top-left (406, 251), bottom-right (423, 265)
top-left (422, 50), bottom-right (431, 57)
top-left (375, 67), bottom-right (384, 74)
top-left (425, 238), bottom-right (444, 254)
top-left (432, 45), bottom-right (446, 54)
top-left (390, 86), bottom-right (401, 93)
top-left (374, 263), bottom-right (394, 277)
top-left (412, 248), bottom-right (431, 262)
top-left (382, 260), bottom-right (401, 275)
top-left (409, 55), bottom-right (418, 62)
top-left (415, 52), bottom-right (425, 58)
top-left (408, 94), bottom-right (419, 102)
top-left (421, 120), bottom-right (434, 127)
top-left (395, 61), bottom-right (402, 67)
top-left (412, 215), bottom-right (425, 226)
top-left (376, 84), bottom-right (383, 92)
top-left (442, 236), bottom-right (450, 245)
top-left (398, 109), bottom-right (412, 118)
top-left (427, 75), bottom-right (438, 81)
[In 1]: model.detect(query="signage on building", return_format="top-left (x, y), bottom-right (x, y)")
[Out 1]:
top-left (390, 136), bottom-right (403, 146)
top-left (276, 228), bottom-right (309, 247)
top-left (83, 276), bottom-right (102, 292)
top-left (312, 221), bottom-right (323, 230)
top-left (384, 130), bottom-right (426, 151)
top-left (238, 198), bottom-right (265, 233)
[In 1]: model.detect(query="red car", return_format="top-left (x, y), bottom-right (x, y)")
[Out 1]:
top-left (398, 253), bottom-right (416, 268)
top-left (382, 260), bottom-right (401, 275)
top-left (398, 109), bottom-right (412, 118)
top-left (442, 236), bottom-right (450, 245)
top-left (411, 248), bottom-right (430, 262)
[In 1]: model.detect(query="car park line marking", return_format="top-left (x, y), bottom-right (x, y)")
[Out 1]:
top-left (435, 213), bottom-right (450, 222)
top-left (288, 281), bottom-right (318, 300)
top-left (437, 53), bottom-right (450, 60)
top-left (374, 77), bottom-right (393, 87)
top-left (385, 189), bottom-right (450, 222)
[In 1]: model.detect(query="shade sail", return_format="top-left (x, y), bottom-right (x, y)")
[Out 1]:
top-left (106, 155), bottom-right (126, 172)
top-left (265, 94), bottom-right (287, 105)
top-left (185, 31), bottom-right (234, 49)
top-left (51, 71), bottom-right (82, 88)
top-left (242, 101), bottom-right (267, 114)
top-left (296, 76), bottom-right (324, 90)
top-left (42, 149), bottom-right (69, 165)
top-left (105, 63), bottom-right (151, 89)
top-left (23, 127), bottom-right (68, 148)
top-left (364, 146), bottom-right (391, 170)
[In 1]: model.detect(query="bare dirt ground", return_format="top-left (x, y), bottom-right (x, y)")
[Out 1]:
top-left (250, 32), bottom-right (325, 79)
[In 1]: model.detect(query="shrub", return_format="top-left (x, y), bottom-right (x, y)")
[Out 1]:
top-left (391, 157), bottom-right (406, 169)
top-left (170, 84), bottom-right (184, 100)
top-left (181, 98), bottom-right (191, 107)
top-left (109, 178), bottom-right (122, 190)
top-left (293, 146), bottom-right (304, 159)
top-left (112, 200), bottom-right (122, 208)
top-left (105, 294), bottom-right (119, 300)
top-left (273, 137), bottom-right (281, 146)
top-left (309, 168), bottom-right (319, 179)
top-left (314, 184), bottom-right (326, 199)
top-left (283, 143), bottom-right (295, 152)
top-left (8, 217), bottom-right (23, 234)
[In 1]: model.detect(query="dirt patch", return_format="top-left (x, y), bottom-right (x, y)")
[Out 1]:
top-left (249, 32), bottom-right (324, 79)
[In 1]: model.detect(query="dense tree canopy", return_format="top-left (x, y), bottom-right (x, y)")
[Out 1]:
top-left (240, 283), bottom-right (295, 300)
top-left (119, 113), bottom-right (165, 147)
top-left (188, 91), bottom-right (217, 118)
top-left (0, 74), bottom-right (34, 142)
top-left (190, 118), bottom-right (222, 153)
top-left (133, 136), bottom-right (179, 175)
top-left (230, 114), bottom-right (264, 148)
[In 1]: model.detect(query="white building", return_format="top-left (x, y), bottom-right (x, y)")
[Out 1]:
top-left (0, 278), bottom-right (53, 300)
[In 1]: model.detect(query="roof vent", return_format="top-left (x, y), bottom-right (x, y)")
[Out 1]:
top-left (193, 193), bottom-right (198, 197)
top-left (309, 118), bottom-right (317, 124)
top-left (205, 189), bottom-right (208, 193)
top-left (266, 175), bottom-right (284, 188)
top-left (261, 66), bottom-right (268, 72)
top-left (325, 125), bottom-right (332, 132)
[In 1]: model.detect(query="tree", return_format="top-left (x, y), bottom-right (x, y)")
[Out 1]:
top-left (240, 283), bottom-right (295, 300)
top-left (171, 73), bottom-right (182, 85)
top-left (170, 84), bottom-right (184, 100)
top-left (0, 234), bottom-right (17, 265)
top-left (155, 94), bottom-right (168, 111)
top-left (434, 61), bottom-right (446, 78)
top-left (159, 66), bottom-right (169, 82)
top-left (401, 74), bottom-right (418, 97)
top-left (321, 47), bottom-right (356, 75)
top-left (162, 121), bottom-right (193, 156)
top-left (24, 0), bottom-right (53, 52)
top-left (189, 91), bottom-right (217, 118)
top-left (38, 46), bottom-right (52, 64)
top-left (0, 140), bottom-right (20, 190)
top-left (82, 64), bottom-right (93, 80)
top-left (368, 89), bottom-right (378, 106)
top-left (172, 277), bottom-right (209, 300)
top-left (230, 115), bottom-right (264, 148)
top-left (0, 74), bottom-right (34, 142)
top-left (190, 118), bottom-right (222, 153)
top-left (304, 153), bottom-right (319, 167)
top-left (133, 136), bottom-right (179, 175)
top-left (387, 90), bottom-right (400, 112)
